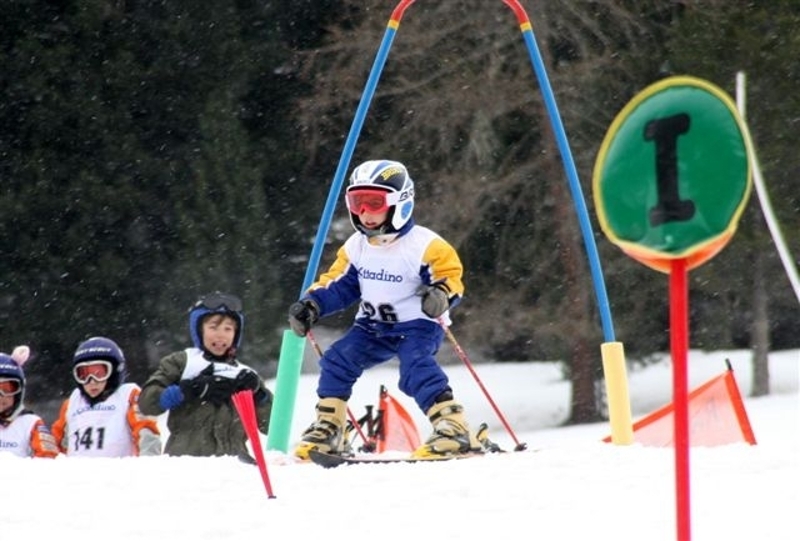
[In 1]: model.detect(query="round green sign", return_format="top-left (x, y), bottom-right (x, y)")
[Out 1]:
top-left (593, 76), bottom-right (753, 272)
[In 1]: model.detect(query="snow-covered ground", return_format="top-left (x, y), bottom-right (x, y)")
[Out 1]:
top-left (2, 348), bottom-right (797, 540)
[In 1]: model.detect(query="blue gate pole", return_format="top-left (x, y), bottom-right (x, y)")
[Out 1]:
top-left (502, 0), bottom-right (634, 445)
top-left (502, 0), bottom-right (615, 342)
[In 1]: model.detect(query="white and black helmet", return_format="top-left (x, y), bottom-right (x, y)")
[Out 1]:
top-left (345, 160), bottom-right (415, 236)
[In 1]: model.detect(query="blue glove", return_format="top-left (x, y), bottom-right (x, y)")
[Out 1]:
top-left (159, 384), bottom-right (185, 410)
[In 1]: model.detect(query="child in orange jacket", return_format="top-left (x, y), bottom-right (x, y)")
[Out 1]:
top-left (51, 337), bottom-right (161, 457)
top-left (0, 345), bottom-right (59, 458)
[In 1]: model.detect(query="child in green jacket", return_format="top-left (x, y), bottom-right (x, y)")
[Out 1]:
top-left (139, 292), bottom-right (272, 458)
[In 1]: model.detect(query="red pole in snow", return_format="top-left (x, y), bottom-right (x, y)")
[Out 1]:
top-left (232, 390), bottom-right (276, 499)
top-left (439, 319), bottom-right (527, 452)
top-left (669, 258), bottom-right (691, 540)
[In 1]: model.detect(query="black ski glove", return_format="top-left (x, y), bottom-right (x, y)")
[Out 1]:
top-left (288, 299), bottom-right (320, 337)
top-left (179, 365), bottom-right (236, 406)
top-left (235, 369), bottom-right (260, 393)
top-left (234, 370), bottom-right (273, 405)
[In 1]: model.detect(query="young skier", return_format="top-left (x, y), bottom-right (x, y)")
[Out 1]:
top-left (51, 336), bottom-right (162, 457)
top-left (289, 159), bottom-right (483, 460)
top-left (0, 345), bottom-right (59, 458)
top-left (138, 292), bottom-right (273, 458)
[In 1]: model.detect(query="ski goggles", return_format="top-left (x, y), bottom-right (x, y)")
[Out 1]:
top-left (346, 189), bottom-right (399, 214)
top-left (193, 292), bottom-right (242, 313)
top-left (0, 378), bottom-right (22, 397)
top-left (73, 360), bottom-right (113, 384)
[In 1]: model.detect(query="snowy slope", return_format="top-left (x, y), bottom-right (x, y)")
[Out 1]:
top-left (1, 349), bottom-right (797, 541)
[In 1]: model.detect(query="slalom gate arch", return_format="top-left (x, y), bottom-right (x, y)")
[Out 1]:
top-left (267, 0), bottom-right (622, 452)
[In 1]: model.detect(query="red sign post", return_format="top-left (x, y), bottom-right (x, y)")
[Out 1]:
top-left (593, 76), bottom-right (753, 540)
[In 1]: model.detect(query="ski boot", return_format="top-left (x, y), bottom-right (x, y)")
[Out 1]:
top-left (294, 397), bottom-right (349, 460)
top-left (411, 399), bottom-right (483, 458)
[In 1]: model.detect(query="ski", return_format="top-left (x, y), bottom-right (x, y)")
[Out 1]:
top-left (307, 422), bottom-right (513, 468)
top-left (308, 449), bottom-right (484, 468)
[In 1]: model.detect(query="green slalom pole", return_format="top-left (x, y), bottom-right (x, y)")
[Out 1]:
top-left (266, 330), bottom-right (306, 451)
top-left (266, 0), bottom-right (418, 452)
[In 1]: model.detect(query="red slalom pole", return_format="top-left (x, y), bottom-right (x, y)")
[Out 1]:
top-left (439, 318), bottom-right (527, 451)
top-left (232, 390), bottom-right (276, 499)
top-left (669, 259), bottom-right (691, 540)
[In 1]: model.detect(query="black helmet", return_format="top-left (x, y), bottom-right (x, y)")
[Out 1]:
top-left (72, 337), bottom-right (127, 400)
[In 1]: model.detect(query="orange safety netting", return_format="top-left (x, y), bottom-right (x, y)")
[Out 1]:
top-left (603, 366), bottom-right (756, 447)
top-left (376, 386), bottom-right (421, 453)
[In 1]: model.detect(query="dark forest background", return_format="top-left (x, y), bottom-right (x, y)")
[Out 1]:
top-left (1, 0), bottom-right (797, 424)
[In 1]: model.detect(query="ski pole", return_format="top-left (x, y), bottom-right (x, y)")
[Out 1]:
top-left (305, 330), bottom-right (372, 448)
top-left (438, 318), bottom-right (527, 451)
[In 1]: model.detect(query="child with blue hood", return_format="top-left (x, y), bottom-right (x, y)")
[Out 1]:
top-left (139, 292), bottom-right (273, 457)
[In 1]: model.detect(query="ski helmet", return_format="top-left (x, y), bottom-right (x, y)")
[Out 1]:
top-left (188, 291), bottom-right (245, 355)
top-left (0, 353), bottom-right (25, 421)
top-left (72, 337), bottom-right (127, 396)
top-left (346, 160), bottom-right (415, 236)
